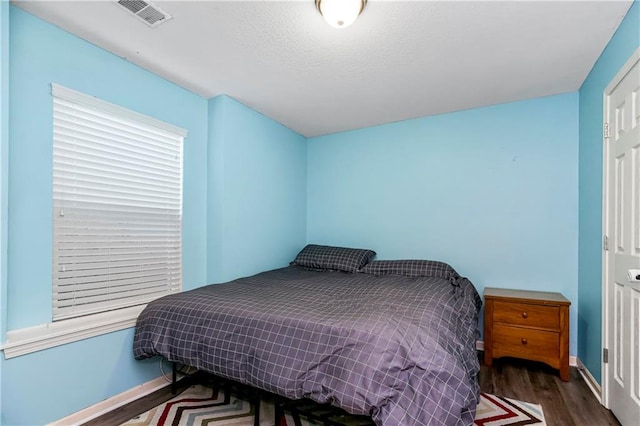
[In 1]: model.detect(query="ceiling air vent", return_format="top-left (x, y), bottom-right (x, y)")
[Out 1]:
top-left (116, 0), bottom-right (172, 28)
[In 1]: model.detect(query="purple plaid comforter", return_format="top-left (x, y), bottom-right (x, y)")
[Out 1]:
top-left (133, 266), bottom-right (482, 425)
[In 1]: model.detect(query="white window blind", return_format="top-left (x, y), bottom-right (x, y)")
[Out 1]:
top-left (52, 84), bottom-right (186, 321)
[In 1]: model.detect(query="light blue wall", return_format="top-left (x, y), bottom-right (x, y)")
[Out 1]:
top-left (1, 1), bottom-right (9, 425)
top-left (3, 6), bottom-right (208, 424)
top-left (3, 330), bottom-right (159, 424)
top-left (577, 1), bottom-right (640, 383)
top-left (207, 95), bottom-right (307, 284)
top-left (307, 93), bottom-right (580, 355)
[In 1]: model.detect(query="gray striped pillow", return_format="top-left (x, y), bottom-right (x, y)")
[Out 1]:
top-left (292, 244), bottom-right (376, 273)
top-left (360, 259), bottom-right (459, 279)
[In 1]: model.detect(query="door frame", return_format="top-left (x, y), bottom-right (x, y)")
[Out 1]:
top-left (601, 46), bottom-right (640, 410)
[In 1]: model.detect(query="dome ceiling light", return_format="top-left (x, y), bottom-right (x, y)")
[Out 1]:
top-left (315, 0), bottom-right (367, 29)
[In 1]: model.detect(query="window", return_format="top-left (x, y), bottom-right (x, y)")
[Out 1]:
top-left (52, 84), bottom-right (186, 321)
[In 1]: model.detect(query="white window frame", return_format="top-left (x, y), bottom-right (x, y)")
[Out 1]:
top-left (1, 84), bottom-right (187, 359)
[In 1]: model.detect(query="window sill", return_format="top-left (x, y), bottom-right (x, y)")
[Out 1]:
top-left (1, 305), bottom-right (145, 359)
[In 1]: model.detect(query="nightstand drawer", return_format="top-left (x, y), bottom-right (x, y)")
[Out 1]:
top-left (492, 324), bottom-right (560, 368)
top-left (493, 301), bottom-right (559, 330)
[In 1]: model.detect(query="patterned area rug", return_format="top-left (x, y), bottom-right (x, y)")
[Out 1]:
top-left (121, 385), bottom-right (546, 426)
top-left (474, 393), bottom-right (546, 426)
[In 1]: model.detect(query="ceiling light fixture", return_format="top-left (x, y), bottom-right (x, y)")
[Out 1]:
top-left (315, 0), bottom-right (367, 29)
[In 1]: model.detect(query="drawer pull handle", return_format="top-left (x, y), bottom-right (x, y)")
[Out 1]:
top-left (521, 338), bottom-right (528, 345)
top-left (522, 312), bottom-right (528, 319)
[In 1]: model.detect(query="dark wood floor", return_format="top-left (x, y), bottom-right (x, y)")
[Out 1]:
top-left (85, 355), bottom-right (620, 426)
top-left (479, 357), bottom-right (620, 426)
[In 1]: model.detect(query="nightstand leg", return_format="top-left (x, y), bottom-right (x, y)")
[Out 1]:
top-left (484, 354), bottom-right (492, 367)
top-left (484, 300), bottom-right (494, 366)
top-left (560, 365), bottom-right (569, 381)
top-left (559, 305), bottom-right (570, 381)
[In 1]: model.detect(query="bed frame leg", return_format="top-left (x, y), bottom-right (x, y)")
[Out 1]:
top-left (223, 380), bottom-right (231, 404)
top-left (171, 361), bottom-right (177, 395)
top-left (253, 392), bottom-right (260, 426)
top-left (274, 397), bottom-right (283, 426)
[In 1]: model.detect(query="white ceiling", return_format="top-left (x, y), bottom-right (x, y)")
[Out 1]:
top-left (14, 0), bottom-right (633, 137)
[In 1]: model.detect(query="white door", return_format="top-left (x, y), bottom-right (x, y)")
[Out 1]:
top-left (604, 48), bottom-right (640, 426)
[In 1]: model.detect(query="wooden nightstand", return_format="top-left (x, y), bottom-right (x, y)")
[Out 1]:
top-left (483, 287), bottom-right (571, 381)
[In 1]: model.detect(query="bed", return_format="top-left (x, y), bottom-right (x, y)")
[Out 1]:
top-left (133, 245), bottom-right (482, 425)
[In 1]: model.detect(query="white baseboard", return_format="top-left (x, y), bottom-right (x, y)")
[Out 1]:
top-left (47, 376), bottom-right (171, 426)
top-left (576, 357), bottom-right (602, 403)
top-left (475, 340), bottom-right (578, 366)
